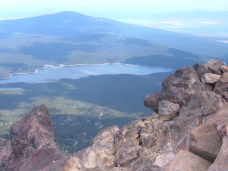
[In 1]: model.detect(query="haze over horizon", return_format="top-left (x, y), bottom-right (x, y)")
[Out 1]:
top-left (0, 0), bottom-right (228, 37)
top-left (0, 0), bottom-right (228, 18)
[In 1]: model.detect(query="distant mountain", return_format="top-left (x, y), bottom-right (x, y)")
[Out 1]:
top-left (0, 11), bottom-right (228, 57)
top-left (123, 49), bottom-right (211, 68)
top-left (0, 30), bottom-right (206, 78)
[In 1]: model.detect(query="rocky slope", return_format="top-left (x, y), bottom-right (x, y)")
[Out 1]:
top-left (0, 60), bottom-right (228, 171)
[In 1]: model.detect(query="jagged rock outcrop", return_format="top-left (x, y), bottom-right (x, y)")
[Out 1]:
top-left (0, 105), bottom-right (67, 171)
top-left (0, 60), bottom-right (227, 171)
top-left (0, 139), bottom-right (11, 167)
top-left (62, 60), bottom-right (227, 171)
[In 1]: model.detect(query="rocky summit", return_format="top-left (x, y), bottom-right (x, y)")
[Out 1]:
top-left (0, 60), bottom-right (228, 171)
top-left (0, 105), bottom-right (67, 171)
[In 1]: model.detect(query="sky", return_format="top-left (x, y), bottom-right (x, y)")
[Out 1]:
top-left (0, 0), bottom-right (227, 37)
top-left (0, 0), bottom-right (228, 20)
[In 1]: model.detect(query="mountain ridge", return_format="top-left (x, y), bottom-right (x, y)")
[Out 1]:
top-left (0, 11), bottom-right (228, 57)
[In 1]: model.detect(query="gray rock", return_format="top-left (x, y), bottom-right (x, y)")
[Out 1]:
top-left (116, 146), bottom-right (141, 167)
top-left (167, 150), bottom-right (211, 171)
top-left (2, 61), bottom-right (228, 171)
top-left (93, 125), bottom-right (120, 155)
top-left (179, 91), bottom-right (226, 117)
top-left (220, 65), bottom-right (228, 73)
top-left (129, 158), bottom-right (164, 171)
top-left (2, 105), bottom-right (67, 171)
top-left (161, 67), bottom-right (204, 106)
top-left (190, 123), bottom-right (222, 162)
top-left (206, 60), bottom-right (225, 75)
top-left (201, 73), bottom-right (221, 84)
top-left (214, 72), bottom-right (228, 102)
top-left (144, 93), bottom-right (160, 112)
top-left (205, 104), bottom-right (228, 134)
top-left (0, 138), bottom-right (11, 167)
top-left (158, 100), bottom-right (180, 121)
top-left (193, 63), bottom-right (211, 78)
top-left (208, 136), bottom-right (228, 171)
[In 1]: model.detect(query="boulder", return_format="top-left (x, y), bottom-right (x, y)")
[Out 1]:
top-left (201, 73), bottom-right (221, 84)
top-left (158, 100), bottom-right (180, 121)
top-left (214, 72), bottom-right (228, 101)
top-left (144, 93), bottom-right (160, 112)
top-left (206, 104), bottom-right (228, 131)
top-left (201, 103), bottom-right (228, 150)
top-left (93, 125), bottom-right (120, 155)
top-left (220, 65), bottom-right (228, 72)
top-left (153, 153), bottom-right (175, 168)
top-left (193, 63), bottom-right (211, 78)
top-left (167, 150), bottom-right (211, 171)
top-left (139, 133), bottom-right (155, 147)
top-left (129, 157), bottom-right (164, 171)
top-left (179, 91), bottom-right (226, 117)
top-left (63, 156), bottom-right (81, 171)
top-left (205, 60), bottom-right (225, 75)
top-left (220, 72), bottom-right (228, 82)
top-left (74, 126), bottom-right (120, 170)
top-left (190, 123), bottom-right (222, 162)
top-left (208, 136), bottom-right (228, 171)
top-left (161, 67), bottom-right (205, 106)
top-left (116, 145), bottom-right (141, 167)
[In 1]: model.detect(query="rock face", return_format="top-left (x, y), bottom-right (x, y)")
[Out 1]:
top-left (189, 123), bottom-right (222, 162)
top-left (0, 60), bottom-right (227, 171)
top-left (144, 93), bottom-right (160, 112)
top-left (158, 100), bottom-right (180, 121)
top-left (214, 72), bottom-right (228, 101)
top-left (62, 60), bottom-right (228, 171)
top-left (208, 136), bottom-right (228, 171)
top-left (0, 105), bottom-right (67, 171)
top-left (201, 73), bottom-right (221, 84)
top-left (168, 150), bottom-right (211, 171)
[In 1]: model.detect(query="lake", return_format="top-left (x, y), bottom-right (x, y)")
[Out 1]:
top-left (0, 63), bottom-right (171, 84)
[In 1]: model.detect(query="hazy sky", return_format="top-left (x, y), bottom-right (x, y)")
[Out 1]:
top-left (0, 0), bottom-right (228, 19)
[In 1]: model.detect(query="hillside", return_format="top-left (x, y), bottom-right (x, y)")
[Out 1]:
top-left (0, 11), bottom-right (228, 78)
top-left (0, 11), bottom-right (228, 56)
top-left (0, 60), bottom-right (227, 171)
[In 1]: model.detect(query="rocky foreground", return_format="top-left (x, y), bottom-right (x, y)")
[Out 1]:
top-left (0, 60), bottom-right (228, 171)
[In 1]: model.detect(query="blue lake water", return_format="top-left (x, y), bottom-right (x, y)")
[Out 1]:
top-left (0, 63), bottom-right (171, 84)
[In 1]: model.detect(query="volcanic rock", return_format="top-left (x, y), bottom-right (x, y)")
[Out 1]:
top-left (1, 60), bottom-right (228, 171)
top-left (0, 139), bottom-right (11, 168)
top-left (1, 105), bottom-right (67, 171)
top-left (201, 73), bottom-right (221, 84)
top-left (208, 136), bottom-right (228, 171)
top-left (167, 150), bottom-right (211, 171)
top-left (190, 123), bottom-right (222, 162)
top-left (214, 72), bottom-right (228, 101)
top-left (205, 60), bottom-right (225, 75)
top-left (158, 100), bottom-right (180, 121)
top-left (144, 93), bottom-right (160, 112)
top-left (160, 67), bottom-right (204, 106)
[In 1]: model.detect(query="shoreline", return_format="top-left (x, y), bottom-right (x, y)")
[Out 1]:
top-left (0, 63), bottom-right (171, 80)
top-left (0, 63), bottom-right (172, 84)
